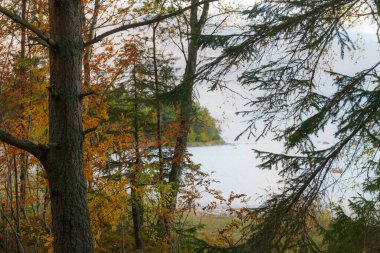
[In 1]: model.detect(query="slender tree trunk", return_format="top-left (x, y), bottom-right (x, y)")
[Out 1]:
top-left (6, 152), bottom-right (14, 225)
top-left (83, 0), bottom-right (100, 90)
top-left (152, 20), bottom-right (172, 241)
top-left (168, 0), bottom-right (209, 210)
top-left (42, 186), bottom-right (52, 234)
top-left (19, 0), bottom-right (28, 221)
top-left (13, 155), bottom-right (20, 236)
top-left (1, 204), bottom-right (7, 253)
top-left (34, 166), bottom-right (39, 216)
top-left (19, 155), bottom-right (28, 221)
top-left (152, 24), bottom-right (164, 179)
top-left (13, 155), bottom-right (21, 253)
top-left (164, 3), bottom-right (209, 248)
top-left (168, 106), bottom-right (191, 209)
top-left (82, 0), bottom-right (100, 193)
top-left (131, 67), bottom-right (144, 250)
top-left (44, 0), bottom-right (94, 252)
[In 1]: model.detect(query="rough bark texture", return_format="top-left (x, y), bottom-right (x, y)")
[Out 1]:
top-left (45, 0), bottom-right (94, 252)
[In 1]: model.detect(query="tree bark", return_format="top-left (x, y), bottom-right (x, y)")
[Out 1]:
top-left (13, 155), bottom-right (20, 236)
top-left (131, 67), bottom-right (144, 250)
top-left (44, 0), bottom-right (93, 252)
top-left (168, 0), bottom-right (209, 210)
top-left (83, 0), bottom-right (100, 90)
top-left (19, 0), bottom-right (29, 222)
top-left (163, 2), bottom-right (209, 247)
top-left (153, 23), bottom-right (164, 180)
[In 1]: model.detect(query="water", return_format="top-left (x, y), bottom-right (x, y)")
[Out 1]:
top-left (189, 144), bottom-right (280, 208)
top-left (189, 144), bottom-right (366, 212)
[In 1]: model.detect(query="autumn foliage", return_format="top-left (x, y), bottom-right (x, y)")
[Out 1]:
top-left (0, 0), bottom-right (246, 252)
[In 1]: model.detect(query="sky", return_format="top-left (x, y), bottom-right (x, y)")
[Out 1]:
top-left (195, 23), bottom-right (380, 146)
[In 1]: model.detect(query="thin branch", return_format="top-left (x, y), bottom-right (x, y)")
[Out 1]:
top-left (0, 5), bottom-right (56, 47)
top-left (28, 36), bottom-right (49, 47)
top-left (198, 2), bottom-right (210, 26)
top-left (84, 0), bottom-right (217, 47)
top-left (79, 89), bottom-right (97, 100)
top-left (83, 126), bottom-right (98, 136)
top-left (0, 130), bottom-right (48, 161)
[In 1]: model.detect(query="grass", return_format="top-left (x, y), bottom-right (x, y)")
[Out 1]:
top-left (183, 212), bottom-right (244, 247)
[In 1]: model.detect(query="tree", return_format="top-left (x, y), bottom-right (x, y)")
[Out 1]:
top-left (200, 0), bottom-right (380, 251)
top-left (0, 0), bottom-right (215, 252)
top-left (166, 0), bottom-right (210, 212)
top-left (322, 196), bottom-right (380, 252)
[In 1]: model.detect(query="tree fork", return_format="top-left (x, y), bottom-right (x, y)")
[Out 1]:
top-left (168, 0), bottom-right (209, 211)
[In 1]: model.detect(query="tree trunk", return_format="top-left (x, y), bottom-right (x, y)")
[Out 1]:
top-left (19, 155), bottom-right (28, 221)
top-left (168, 108), bottom-right (191, 209)
top-left (131, 67), bottom-right (144, 250)
top-left (164, 2), bottom-right (209, 247)
top-left (13, 155), bottom-right (20, 236)
top-left (44, 0), bottom-right (93, 252)
top-left (152, 24), bottom-right (164, 179)
top-left (1, 204), bottom-right (8, 253)
top-left (168, 0), bottom-right (208, 210)
top-left (19, 0), bottom-right (28, 221)
top-left (83, 0), bottom-right (100, 90)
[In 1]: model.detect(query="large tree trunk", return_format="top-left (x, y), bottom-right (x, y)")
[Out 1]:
top-left (44, 0), bottom-right (94, 252)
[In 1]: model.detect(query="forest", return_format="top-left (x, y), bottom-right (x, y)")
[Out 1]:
top-left (0, 0), bottom-right (379, 252)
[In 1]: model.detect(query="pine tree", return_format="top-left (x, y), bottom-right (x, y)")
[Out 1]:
top-left (200, 0), bottom-right (380, 251)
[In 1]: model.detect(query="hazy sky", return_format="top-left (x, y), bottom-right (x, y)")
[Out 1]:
top-left (196, 23), bottom-right (380, 146)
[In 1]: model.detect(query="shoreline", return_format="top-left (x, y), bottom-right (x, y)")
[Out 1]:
top-left (188, 141), bottom-right (226, 147)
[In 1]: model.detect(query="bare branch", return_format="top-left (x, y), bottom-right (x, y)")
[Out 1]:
top-left (79, 90), bottom-right (97, 100)
top-left (0, 130), bottom-right (48, 161)
top-left (84, 0), bottom-right (217, 47)
top-left (198, 2), bottom-right (210, 26)
top-left (28, 36), bottom-right (49, 47)
top-left (83, 126), bottom-right (98, 136)
top-left (0, 5), bottom-right (56, 47)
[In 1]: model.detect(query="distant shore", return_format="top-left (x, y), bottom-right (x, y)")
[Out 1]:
top-left (188, 140), bottom-right (226, 147)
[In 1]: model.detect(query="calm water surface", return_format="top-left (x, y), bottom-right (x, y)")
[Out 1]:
top-left (189, 144), bottom-right (280, 207)
top-left (189, 144), bottom-right (364, 210)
